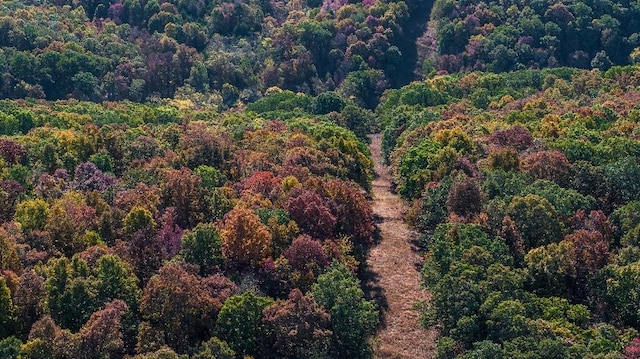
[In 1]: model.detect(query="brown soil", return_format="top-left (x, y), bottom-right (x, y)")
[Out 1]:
top-left (367, 134), bottom-right (437, 359)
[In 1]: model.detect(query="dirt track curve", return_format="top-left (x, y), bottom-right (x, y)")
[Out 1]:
top-left (367, 134), bottom-right (437, 359)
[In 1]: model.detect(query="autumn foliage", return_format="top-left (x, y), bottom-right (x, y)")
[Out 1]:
top-left (0, 99), bottom-right (377, 357)
top-left (380, 68), bottom-right (640, 357)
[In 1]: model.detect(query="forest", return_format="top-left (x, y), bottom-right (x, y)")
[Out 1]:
top-left (1, 0), bottom-right (640, 357)
top-left (0, 98), bottom-right (379, 358)
top-left (379, 66), bottom-right (640, 357)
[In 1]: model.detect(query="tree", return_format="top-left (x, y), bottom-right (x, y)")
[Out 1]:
top-left (338, 69), bottom-right (387, 109)
top-left (396, 138), bottom-right (442, 199)
top-left (314, 91), bottom-right (346, 115)
top-left (507, 194), bottom-right (563, 250)
top-left (0, 276), bottom-right (16, 338)
top-left (422, 223), bottom-right (513, 285)
top-left (45, 192), bottom-right (97, 257)
top-left (593, 261), bottom-right (640, 327)
top-left (44, 257), bottom-right (98, 332)
top-left (520, 150), bottom-right (572, 187)
top-left (263, 288), bottom-right (332, 358)
top-left (523, 180), bottom-right (595, 219)
top-left (192, 337), bottom-right (235, 359)
top-left (0, 139), bottom-right (26, 165)
top-left (488, 126), bottom-right (533, 151)
top-left (139, 263), bottom-right (223, 352)
top-left (316, 178), bottom-right (375, 245)
top-left (13, 270), bottom-right (46, 336)
top-left (283, 235), bottom-right (329, 291)
top-left (414, 178), bottom-right (452, 232)
top-left (161, 167), bottom-right (209, 228)
top-left (0, 336), bottom-right (21, 359)
top-left (75, 299), bottom-right (129, 358)
top-left (485, 300), bottom-right (532, 342)
top-left (0, 228), bottom-right (19, 272)
top-left (123, 206), bottom-right (156, 234)
top-left (176, 122), bottom-right (230, 169)
top-left (339, 104), bottom-right (374, 141)
top-left (131, 347), bottom-right (188, 359)
top-left (93, 254), bottom-right (141, 312)
top-left (446, 177), bottom-right (482, 219)
top-left (525, 241), bottom-right (574, 297)
top-left (311, 263), bottom-right (378, 359)
top-left (15, 199), bottom-right (49, 233)
top-left (0, 112), bottom-right (19, 135)
top-left (215, 291), bottom-right (274, 356)
top-left (285, 189), bottom-right (336, 239)
top-left (127, 228), bottom-right (167, 286)
top-left (180, 223), bottom-right (225, 276)
top-left (220, 207), bottom-right (272, 269)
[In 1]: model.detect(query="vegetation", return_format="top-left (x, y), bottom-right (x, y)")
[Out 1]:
top-left (2, 0), bottom-right (640, 355)
top-left (0, 99), bottom-right (378, 357)
top-left (428, 0), bottom-right (640, 73)
top-left (0, 0), bottom-right (416, 108)
top-left (378, 66), bottom-right (640, 357)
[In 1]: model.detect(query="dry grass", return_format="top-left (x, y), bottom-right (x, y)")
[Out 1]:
top-left (366, 134), bottom-right (438, 359)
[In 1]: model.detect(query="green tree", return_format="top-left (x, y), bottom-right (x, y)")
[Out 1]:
top-left (93, 254), bottom-right (141, 311)
top-left (0, 336), bottom-right (21, 359)
top-left (192, 337), bottom-right (235, 359)
top-left (15, 199), bottom-right (49, 232)
top-left (508, 194), bottom-right (563, 250)
top-left (0, 112), bottom-right (19, 135)
top-left (215, 291), bottom-right (274, 356)
top-left (123, 206), bottom-right (156, 234)
top-left (179, 223), bottom-right (225, 276)
top-left (311, 263), bottom-right (378, 359)
top-left (44, 257), bottom-right (98, 332)
top-left (0, 277), bottom-right (16, 338)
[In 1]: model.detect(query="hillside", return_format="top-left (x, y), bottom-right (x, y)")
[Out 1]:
top-left (1, 0), bottom-right (640, 357)
top-left (378, 66), bottom-right (640, 357)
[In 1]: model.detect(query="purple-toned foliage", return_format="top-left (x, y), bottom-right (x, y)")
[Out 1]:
top-left (0, 138), bottom-right (26, 165)
top-left (285, 188), bottom-right (336, 239)
top-left (283, 234), bottom-right (329, 271)
top-left (155, 207), bottom-right (183, 259)
top-left (74, 162), bottom-right (116, 192)
top-left (488, 126), bottom-right (534, 151)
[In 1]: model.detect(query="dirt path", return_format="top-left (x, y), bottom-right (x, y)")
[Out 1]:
top-left (367, 134), bottom-right (437, 359)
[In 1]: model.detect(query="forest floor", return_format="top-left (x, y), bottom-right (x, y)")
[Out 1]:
top-left (366, 134), bottom-right (437, 359)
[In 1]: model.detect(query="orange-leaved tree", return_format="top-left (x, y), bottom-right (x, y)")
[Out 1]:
top-left (221, 207), bottom-right (272, 269)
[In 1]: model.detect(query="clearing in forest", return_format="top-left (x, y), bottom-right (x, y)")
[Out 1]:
top-left (367, 134), bottom-right (437, 359)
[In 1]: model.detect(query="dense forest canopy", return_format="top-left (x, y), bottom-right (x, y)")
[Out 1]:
top-left (1, 0), bottom-right (640, 356)
top-left (0, 98), bottom-right (380, 358)
top-left (428, 0), bottom-right (640, 72)
top-left (378, 66), bottom-right (640, 358)
top-left (0, 0), bottom-right (419, 108)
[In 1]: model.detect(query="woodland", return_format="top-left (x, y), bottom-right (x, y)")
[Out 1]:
top-left (0, 0), bottom-right (640, 357)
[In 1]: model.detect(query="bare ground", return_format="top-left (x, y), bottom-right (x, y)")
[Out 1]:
top-left (366, 134), bottom-right (437, 359)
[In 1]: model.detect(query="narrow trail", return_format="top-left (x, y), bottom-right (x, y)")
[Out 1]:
top-left (366, 134), bottom-right (437, 359)
top-left (394, 0), bottom-right (435, 87)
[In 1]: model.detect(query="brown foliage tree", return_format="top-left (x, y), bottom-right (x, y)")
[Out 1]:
top-left (221, 207), bottom-right (273, 269)
top-left (139, 263), bottom-right (225, 353)
top-left (520, 150), bottom-right (572, 186)
top-left (285, 189), bottom-right (336, 239)
top-left (262, 289), bottom-right (332, 358)
top-left (161, 167), bottom-right (208, 228)
top-left (14, 269), bottom-right (46, 335)
top-left (446, 177), bottom-right (483, 219)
